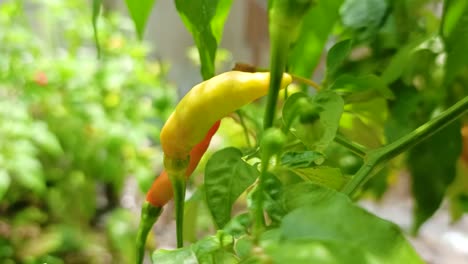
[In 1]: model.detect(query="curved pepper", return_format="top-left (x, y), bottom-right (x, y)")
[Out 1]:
top-left (160, 71), bottom-right (292, 161)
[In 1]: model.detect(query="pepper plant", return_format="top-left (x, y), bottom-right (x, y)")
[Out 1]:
top-left (96, 0), bottom-right (468, 263)
top-left (0, 0), bottom-right (175, 263)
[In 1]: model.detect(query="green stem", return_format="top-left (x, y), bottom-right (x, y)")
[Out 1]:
top-left (291, 75), bottom-right (321, 91)
top-left (236, 110), bottom-right (252, 147)
top-left (251, 174), bottom-right (266, 243)
top-left (333, 134), bottom-right (368, 158)
top-left (168, 171), bottom-right (186, 248)
top-left (341, 96), bottom-right (468, 196)
top-left (136, 202), bottom-right (163, 264)
top-left (263, 28), bottom-right (290, 129)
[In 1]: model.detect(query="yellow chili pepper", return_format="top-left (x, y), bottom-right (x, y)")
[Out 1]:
top-left (160, 70), bottom-right (292, 161)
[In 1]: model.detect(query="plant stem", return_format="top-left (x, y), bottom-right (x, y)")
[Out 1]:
top-left (334, 134), bottom-right (367, 158)
top-left (263, 29), bottom-right (289, 129)
top-left (136, 203), bottom-right (163, 264)
top-left (252, 174), bottom-right (266, 243)
top-left (168, 171), bottom-right (186, 248)
top-left (341, 96), bottom-right (468, 195)
top-left (291, 75), bottom-right (321, 91)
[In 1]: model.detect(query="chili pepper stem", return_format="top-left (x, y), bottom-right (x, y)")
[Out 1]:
top-left (136, 202), bottom-right (163, 264)
top-left (169, 172), bottom-right (186, 248)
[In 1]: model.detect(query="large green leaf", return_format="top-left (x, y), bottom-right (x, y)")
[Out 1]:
top-left (441, 0), bottom-right (468, 83)
top-left (289, 0), bottom-right (344, 79)
top-left (270, 183), bottom-right (424, 264)
top-left (205, 147), bottom-right (259, 228)
top-left (124, 0), bottom-right (157, 40)
top-left (175, 0), bottom-right (233, 80)
top-left (283, 91), bottom-right (344, 152)
top-left (408, 121), bottom-right (462, 232)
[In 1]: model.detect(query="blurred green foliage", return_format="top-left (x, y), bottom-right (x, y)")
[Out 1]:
top-left (0, 0), bottom-right (175, 263)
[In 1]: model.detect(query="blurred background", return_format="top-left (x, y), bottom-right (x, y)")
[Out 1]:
top-left (1, 0), bottom-right (468, 264)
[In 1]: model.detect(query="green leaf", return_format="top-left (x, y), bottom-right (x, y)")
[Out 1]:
top-left (31, 122), bottom-right (63, 156)
top-left (326, 39), bottom-right (352, 81)
top-left (152, 232), bottom-right (236, 264)
top-left (384, 86), bottom-right (421, 143)
top-left (408, 121), bottom-right (462, 233)
top-left (175, 0), bottom-right (233, 79)
top-left (10, 154), bottom-right (45, 194)
top-left (282, 92), bottom-right (309, 131)
top-left (124, 0), bottom-right (157, 40)
top-left (281, 182), bottom-right (336, 212)
top-left (283, 91), bottom-right (344, 152)
top-left (152, 248), bottom-right (198, 264)
top-left (92, 0), bottom-right (101, 56)
top-left (280, 151), bottom-right (325, 168)
top-left (274, 183), bottom-right (424, 263)
top-left (0, 170), bottom-right (11, 201)
top-left (263, 173), bottom-right (286, 224)
top-left (441, 0), bottom-right (468, 83)
top-left (340, 98), bottom-right (388, 148)
top-left (223, 213), bottom-right (251, 238)
top-left (288, 166), bottom-right (349, 190)
top-left (205, 147), bottom-right (259, 228)
top-left (289, 0), bottom-right (344, 79)
top-left (340, 0), bottom-right (388, 37)
top-left (330, 74), bottom-right (395, 103)
top-left (381, 37), bottom-right (428, 84)
top-left (192, 231), bottom-right (236, 264)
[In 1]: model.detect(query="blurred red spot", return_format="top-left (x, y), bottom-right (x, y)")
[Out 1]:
top-left (34, 71), bottom-right (48, 86)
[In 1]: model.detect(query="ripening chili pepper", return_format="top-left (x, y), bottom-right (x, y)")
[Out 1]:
top-left (136, 71), bottom-right (292, 264)
top-left (136, 121), bottom-right (220, 264)
top-left (160, 71), bottom-right (292, 162)
top-left (146, 120), bottom-right (221, 207)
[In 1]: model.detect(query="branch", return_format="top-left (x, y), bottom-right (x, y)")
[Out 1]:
top-left (341, 96), bottom-right (468, 196)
